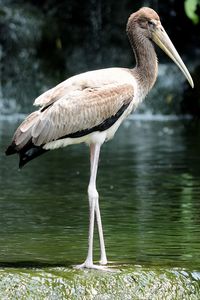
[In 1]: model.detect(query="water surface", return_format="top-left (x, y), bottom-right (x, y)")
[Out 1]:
top-left (0, 117), bottom-right (200, 270)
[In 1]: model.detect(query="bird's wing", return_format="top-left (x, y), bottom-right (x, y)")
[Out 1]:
top-left (33, 68), bottom-right (134, 109)
top-left (19, 82), bottom-right (134, 146)
top-left (33, 70), bottom-right (106, 108)
top-left (33, 79), bottom-right (74, 108)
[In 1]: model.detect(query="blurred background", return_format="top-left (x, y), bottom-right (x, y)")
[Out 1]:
top-left (0, 0), bottom-right (200, 281)
top-left (0, 0), bottom-right (200, 116)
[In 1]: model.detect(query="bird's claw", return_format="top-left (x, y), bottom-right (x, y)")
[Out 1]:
top-left (74, 260), bottom-right (113, 271)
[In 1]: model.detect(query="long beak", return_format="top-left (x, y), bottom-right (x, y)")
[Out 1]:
top-left (152, 25), bottom-right (194, 88)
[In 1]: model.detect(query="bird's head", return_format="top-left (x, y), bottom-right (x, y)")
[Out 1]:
top-left (127, 7), bottom-right (194, 88)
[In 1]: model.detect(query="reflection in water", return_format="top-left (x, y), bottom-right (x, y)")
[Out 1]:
top-left (0, 118), bottom-right (200, 269)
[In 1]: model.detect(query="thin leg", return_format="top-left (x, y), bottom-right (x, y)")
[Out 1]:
top-left (76, 143), bottom-right (107, 269)
top-left (90, 144), bottom-right (107, 265)
top-left (95, 198), bottom-right (107, 265)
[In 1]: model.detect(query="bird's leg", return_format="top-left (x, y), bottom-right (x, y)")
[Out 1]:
top-left (95, 196), bottom-right (108, 265)
top-left (85, 143), bottom-right (100, 268)
top-left (90, 144), bottom-right (107, 266)
top-left (76, 143), bottom-right (105, 269)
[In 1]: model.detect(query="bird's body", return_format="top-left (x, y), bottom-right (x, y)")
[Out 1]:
top-left (6, 67), bottom-right (144, 166)
top-left (33, 68), bottom-right (138, 150)
top-left (6, 7), bottom-right (193, 269)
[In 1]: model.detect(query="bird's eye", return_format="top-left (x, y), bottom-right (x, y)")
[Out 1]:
top-left (148, 20), bottom-right (155, 27)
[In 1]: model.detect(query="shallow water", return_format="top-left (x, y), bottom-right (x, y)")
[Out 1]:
top-left (0, 117), bottom-right (200, 271)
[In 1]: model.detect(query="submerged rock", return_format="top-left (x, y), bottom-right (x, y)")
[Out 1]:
top-left (0, 265), bottom-right (199, 299)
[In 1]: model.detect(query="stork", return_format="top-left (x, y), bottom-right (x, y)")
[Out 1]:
top-left (6, 7), bottom-right (193, 269)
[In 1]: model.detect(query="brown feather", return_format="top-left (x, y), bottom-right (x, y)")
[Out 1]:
top-left (33, 83), bottom-right (134, 145)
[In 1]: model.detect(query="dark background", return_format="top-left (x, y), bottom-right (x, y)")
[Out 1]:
top-left (0, 0), bottom-right (200, 115)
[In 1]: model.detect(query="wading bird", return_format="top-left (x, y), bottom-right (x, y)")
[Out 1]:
top-left (6, 7), bottom-right (193, 269)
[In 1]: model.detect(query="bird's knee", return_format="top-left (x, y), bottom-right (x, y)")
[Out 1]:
top-left (88, 184), bottom-right (99, 202)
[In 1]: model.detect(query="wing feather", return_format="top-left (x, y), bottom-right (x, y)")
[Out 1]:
top-left (31, 83), bottom-right (134, 145)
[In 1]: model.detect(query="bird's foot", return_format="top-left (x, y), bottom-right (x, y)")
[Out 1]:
top-left (74, 262), bottom-right (106, 270)
top-left (74, 259), bottom-right (110, 271)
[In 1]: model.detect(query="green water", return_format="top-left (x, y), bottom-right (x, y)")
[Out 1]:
top-left (0, 117), bottom-right (200, 298)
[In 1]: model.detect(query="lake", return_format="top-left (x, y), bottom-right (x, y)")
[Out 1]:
top-left (0, 115), bottom-right (200, 298)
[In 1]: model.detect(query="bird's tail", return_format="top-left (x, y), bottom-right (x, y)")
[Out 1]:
top-left (5, 111), bottom-right (48, 168)
top-left (5, 140), bottom-right (48, 169)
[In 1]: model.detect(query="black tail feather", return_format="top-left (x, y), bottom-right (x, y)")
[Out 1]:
top-left (5, 142), bottom-right (18, 155)
top-left (19, 144), bottom-right (48, 169)
top-left (5, 140), bottom-right (49, 169)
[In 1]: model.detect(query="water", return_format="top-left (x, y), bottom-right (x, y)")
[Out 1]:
top-left (1, 116), bottom-right (200, 272)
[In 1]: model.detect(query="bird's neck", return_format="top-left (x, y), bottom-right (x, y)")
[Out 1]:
top-left (128, 30), bottom-right (158, 96)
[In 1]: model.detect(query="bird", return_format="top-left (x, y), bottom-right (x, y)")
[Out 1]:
top-left (5, 7), bottom-right (194, 269)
